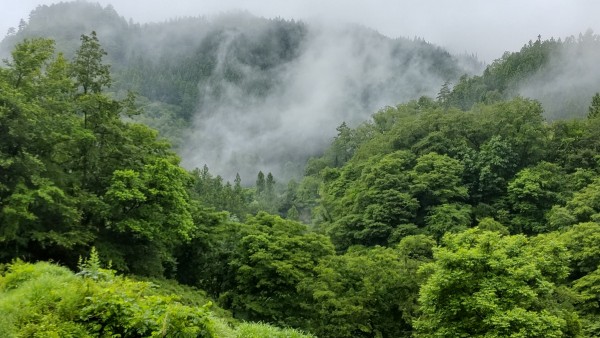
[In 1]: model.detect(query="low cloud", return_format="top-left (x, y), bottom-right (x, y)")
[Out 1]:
top-left (518, 31), bottom-right (600, 120)
top-left (181, 17), bottom-right (478, 181)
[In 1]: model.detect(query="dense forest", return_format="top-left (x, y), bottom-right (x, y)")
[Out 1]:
top-left (3, 1), bottom-right (600, 337)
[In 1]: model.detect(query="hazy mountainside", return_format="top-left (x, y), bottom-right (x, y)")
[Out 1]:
top-left (1, 1), bottom-right (481, 180)
top-left (447, 32), bottom-right (600, 120)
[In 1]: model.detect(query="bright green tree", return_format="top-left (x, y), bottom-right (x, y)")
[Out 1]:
top-left (415, 229), bottom-right (580, 337)
top-left (410, 152), bottom-right (468, 209)
top-left (102, 159), bottom-right (195, 275)
top-left (547, 178), bottom-right (600, 229)
top-left (560, 222), bottom-right (600, 336)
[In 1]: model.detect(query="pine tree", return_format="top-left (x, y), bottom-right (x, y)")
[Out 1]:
top-left (588, 93), bottom-right (600, 119)
top-left (234, 173), bottom-right (243, 193)
top-left (71, 31), bottom-right (111, 95)
top-left (266, 172), bottom-right (275, 196)
top-left (256, 171), bottom-right (265, 195)
top-left (436, 80), bottom-right (452, 110)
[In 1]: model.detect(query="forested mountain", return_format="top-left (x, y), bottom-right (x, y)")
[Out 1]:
top-left (1, 1), bottom-right (482, 180)
top-left (3, 1), bottom-right (600, 337)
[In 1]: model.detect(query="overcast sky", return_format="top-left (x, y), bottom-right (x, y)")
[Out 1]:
top-left (2, 0), bottom-right (600, 62)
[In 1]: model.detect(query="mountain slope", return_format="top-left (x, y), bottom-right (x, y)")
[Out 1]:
top-left (1, 1), bottom-right (481, 180)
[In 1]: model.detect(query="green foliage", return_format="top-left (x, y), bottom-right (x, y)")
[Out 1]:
top-left (556, 222), bottom-right (600, 335)
top-left (415, 229), bottom-right (579, 337)
top-left (448, 36), bottom-right (560, 111)
top-left (411, 152), bottom-right (467, 207)
top-left (71, 31), bottom-right (111, 94)
top-left (572, 268), bottom-right (600, 336)
top-left (175, 211), bottom-right (249, 298)
top-left (5, 7), bottom-right (600, 337)
top-left (477, 217), bottom-right (510, 235)
top-left (79, 279), bottom-right (215, 337)
top-left (446, 33), bottom-right (600, 120)
top-left (548, 118), bottom-right (600, 171)
top-left (0, 261), bottom-right (90, 337)
top-left (310, 97), bottom-right (556, 250)
top-left (0, 259), bottom-right (313, 338)
top-left (188, 166), bottom-right (289, 220)
top-left (0, 37), bottom-right (91, 262)
top-left (507, 162), bottom-right (567, 233)
top-left (228, 212), bottom-right (334, 326)
top-left (322, 151), bottom-right (418, 249)
top-left (588, 93), bottom-right (600, 119)
top-left (105, 159), bottom-right (195, 242)
top-left (77, 246), bottom-right (112, 281)
top-left (436, 80), bottom-right (452, 110)
top-left (548, 179), bottom-right (600, 230)
top-left (0, 260), bottom-right (216, 337)
top-left (560, 222), bottom-right (600, 280)
top-left (190, 166), bottom-right (249, 220)
top-left (425, 203), bottom-right (471, 239)
top-left (234, 322), bottom-right (315, 338)
top-left (4, 37), bottom-right (55, 91)
top-left (305, 239), bottom-right (434, 337)
top-left (0, 34), bottom-right (193, 275)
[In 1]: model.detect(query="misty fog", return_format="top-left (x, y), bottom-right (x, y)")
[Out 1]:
top-left (518, 31), bottom-right (600, 120)
top-left (180, 18), bottom-right (479, 180)
top-left (5, 0), bottom-right (600, 63)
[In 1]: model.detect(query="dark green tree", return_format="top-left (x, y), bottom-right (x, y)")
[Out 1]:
top-left (265, 172), bottom-right (276, 202)
top-left (256, 171), bottom-right (265, 195)
top-left (588, 92), bottom-right (600, 119)
top-left (436, 80), bottom-right (452, 110)
top-left (0, 38), bottom-right (88, 262)
top-left (306, 237), bottom-right (435, 337)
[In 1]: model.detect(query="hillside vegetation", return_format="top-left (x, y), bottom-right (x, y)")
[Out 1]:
top-left (2, 2), bottom-right (600, 337)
